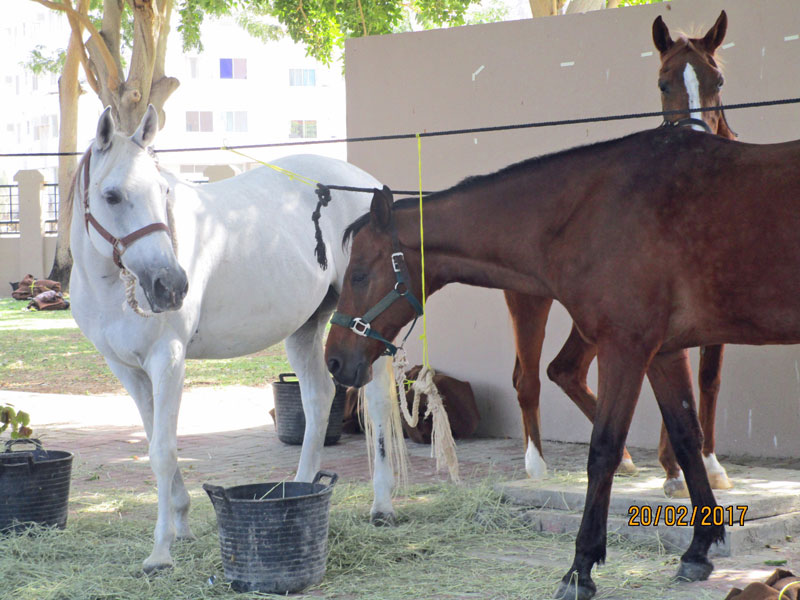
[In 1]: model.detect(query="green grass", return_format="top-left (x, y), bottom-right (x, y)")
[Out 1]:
top-left (0, 298), bottom-right (292, 394)
top-left (0, 479), bottom-right (707, 600)
top-left (0, 297), bottom-right (75, 325)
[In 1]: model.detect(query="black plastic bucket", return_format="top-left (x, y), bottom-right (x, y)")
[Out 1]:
top-left (204, 470), bottom-right (338, 594)
top-left (0, 438), bottom-right (73, 533)
top-left (273, 373), bottom-right (346, 446)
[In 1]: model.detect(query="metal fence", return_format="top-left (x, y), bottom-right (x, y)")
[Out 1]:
top-left (0, 183), bottom-right (60, 235)
top-left (43, 183), bottom-right (59, 234)
top-left (0, 184), bottom-right (20, 234)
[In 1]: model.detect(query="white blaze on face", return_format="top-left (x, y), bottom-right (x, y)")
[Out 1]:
top-left (682, 63), bottom-right (706, 132)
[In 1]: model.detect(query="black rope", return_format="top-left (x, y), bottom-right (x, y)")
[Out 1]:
top-left (311, 183), bottom-right (435, 269)
top-left (2, 97), bottom-right (798, 158)
top-left (312, 184), bottom-right (332, 270)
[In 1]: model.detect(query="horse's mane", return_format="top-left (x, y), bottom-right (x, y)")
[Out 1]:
top-left (342, 130), bottom-right (645, 248)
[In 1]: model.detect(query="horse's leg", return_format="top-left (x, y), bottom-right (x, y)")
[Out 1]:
top-left (556, 339), bottom-right (651, 600)
top-left (138, 339), bottom-right (187, 573)
top-left (697, 344), bottom-right (732, 490)
top-left (659, 424), bottom-right (688, 497)
top-left (364, 355), bottom-right (397, 525)
top-left (547, 325), bottom-right (637, 474)
top-left (647, 349), bottom-right (723, 583)
top-left (285, 312), bottom-right (335, 482)
top-left (504, 292), bottom-right (552, 479)
top-left (105, 356), bottom-right (193, 571)
top-left (659, 344), bottom-right (730, 496)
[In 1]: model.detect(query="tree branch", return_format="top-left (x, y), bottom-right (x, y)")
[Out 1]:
top-left (31, 0), bottom-right (122, 91)
top-left (62, 0), bottom-right (100, 94)
top-left (101, 0), bottom-right (124, 73)
top-left (357, 0), bottom-right (368, 36)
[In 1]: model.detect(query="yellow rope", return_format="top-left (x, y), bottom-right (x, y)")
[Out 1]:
top-left (222, 146), bottom-right (319, 187)
top-left (778, 581), bottom-right (800, 600)
top-left (416, 133), bottom-right (429, 368)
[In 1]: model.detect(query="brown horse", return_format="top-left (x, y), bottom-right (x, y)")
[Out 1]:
top-left (324, 128), bottom-right (800, 599)
top-left (506, 10), bottom-right (736, 498)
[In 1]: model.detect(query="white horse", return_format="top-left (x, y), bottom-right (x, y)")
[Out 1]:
top-left (69, 105), bottom-right (398, 571)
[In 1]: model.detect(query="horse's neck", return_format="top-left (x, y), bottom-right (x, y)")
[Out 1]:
top-left (395, 189), bottom-right (556, 299)
top-left (715, 115), bottom-right (737, 140)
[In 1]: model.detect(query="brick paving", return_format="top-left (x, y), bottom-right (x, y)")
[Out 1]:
top-left (0, 386), bottom-right (530, 497)
top-left (5, 385), bottom-right (800, 598)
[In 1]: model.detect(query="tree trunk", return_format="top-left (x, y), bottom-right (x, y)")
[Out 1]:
top-left (564, 0), bottom-right (607, 14)
top-left (48, 2), bottom-right (87, 289)
top-left (529, 0), bottom-right (608, 17)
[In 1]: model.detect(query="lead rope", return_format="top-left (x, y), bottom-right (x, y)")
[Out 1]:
top-left (393, 134), bottom-right (460, 483)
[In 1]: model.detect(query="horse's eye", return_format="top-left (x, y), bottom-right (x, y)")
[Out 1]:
top-left (103, 189), bottom-right (123, 205)
top-left (351, 271), bottom-right (368, 285)
top-left (658, 80), bottom-right (669, 94)
top-left (717, 74), bottom-right (724, 88)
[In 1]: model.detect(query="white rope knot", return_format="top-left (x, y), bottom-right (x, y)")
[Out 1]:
top-left (393, 349), bottom-right (460, 483)
top-left (119, 268), bottom-right (156, 317)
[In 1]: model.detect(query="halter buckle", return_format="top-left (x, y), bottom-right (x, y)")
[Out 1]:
top-left (350, 318), bottom-right (371, 337)
top-left (391, 252), bottom-right (404, 273)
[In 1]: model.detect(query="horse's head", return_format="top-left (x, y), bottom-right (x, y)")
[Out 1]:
top-left (325, 187), bottom-right (424, 388)
top-left (653, 11), bottom-right (735, 139)
top-left (84, 105), bottom-right (188, 312)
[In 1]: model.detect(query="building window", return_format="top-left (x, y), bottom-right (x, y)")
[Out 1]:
top-left (187, 57), bottom-right (199, 79)
top-left (220, 58), bottom-right (247, 79)
top-left (289, 69), bottom-right (316, 86)
top-left (289, 120), bottom-right (317, 138)
top-left (223, 111), bottom-right (248, 133)
top-left (186, 111), bottom-right (213, 132)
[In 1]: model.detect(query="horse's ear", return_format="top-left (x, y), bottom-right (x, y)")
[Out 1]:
top-left (652, 15), bottom-right (673, 55)
top-left (95, 106), bottom-right (115, 152)
top-left (132, 104), bottom-right (159, 148)
top-left (700, 10), bottom-right (727, 53)
top-left (370, 185), bottom-right (393, 231)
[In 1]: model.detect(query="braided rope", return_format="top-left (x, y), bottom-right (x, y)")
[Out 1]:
top-left (120, 268), bottom-right (156, 318)
top-left (393, 349), bottom-right (461, 482)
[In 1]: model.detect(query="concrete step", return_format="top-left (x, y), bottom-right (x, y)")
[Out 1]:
top-left (497, 465), bottom-right (800, 557)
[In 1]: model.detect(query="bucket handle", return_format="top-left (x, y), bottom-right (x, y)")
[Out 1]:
top-left (0, 438), bottom-right (40, 475)
top-left (278, 373), bottom-right (298, 383)
top-left (4, 438), bottom-right (44, 453)
top-left (312, 470), bottom-right (338, 491)
top-left (203, 483), bottom-right (233, 515)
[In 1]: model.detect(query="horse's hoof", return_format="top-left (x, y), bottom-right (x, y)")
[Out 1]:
top-left (371, 511), bottom-right (397, 527)
top-left (143, 559), bottom-right (174, 575)
top-left (663, 477), bottom-right (689, 498)
top-left (554, 578), bottom-right (596, 600)
top-left (616, 457), bottom-right (638, 476)
top-left (708, 472), bottom-right (733, 490)
top-left (675, 558), bottom-right (714, 582)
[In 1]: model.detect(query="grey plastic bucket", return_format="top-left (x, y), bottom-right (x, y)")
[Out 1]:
top-left (0, 438), bottom-right (73, 533)
top-left (204, 470), bottom-right (338, 594)
top-left (273, 373), bottom-right (346, 446)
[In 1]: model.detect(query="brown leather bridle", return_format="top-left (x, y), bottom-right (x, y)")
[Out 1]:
top-left (80, 148), bottom-right (172, 269)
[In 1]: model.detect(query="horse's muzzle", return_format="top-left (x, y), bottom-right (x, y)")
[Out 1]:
top-left (327, 354), bottom-right (372, 388)
top-left (141, 265), bottom-right (188, 312)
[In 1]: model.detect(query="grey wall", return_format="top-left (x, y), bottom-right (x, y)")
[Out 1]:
top-left (345, 0), bottom-right (800, 458)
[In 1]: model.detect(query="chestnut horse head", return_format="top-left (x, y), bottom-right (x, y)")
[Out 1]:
top-left (653, 11), bottom-right (735, 139)
top-left (326, 187), bottom-right (423, 387)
